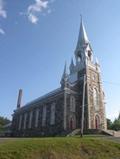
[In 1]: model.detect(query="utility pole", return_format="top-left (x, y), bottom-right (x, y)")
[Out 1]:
top-left (80, 74), bottom-right (86, 137)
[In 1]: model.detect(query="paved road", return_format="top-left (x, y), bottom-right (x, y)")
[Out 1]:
top-left (0, 138), bottom-right (20, 144)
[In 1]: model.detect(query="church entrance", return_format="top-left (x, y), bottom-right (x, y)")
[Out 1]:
top-left (69, 116), bottom-right (76, 130)
top-left (95, 115), bottom-right (100, 129)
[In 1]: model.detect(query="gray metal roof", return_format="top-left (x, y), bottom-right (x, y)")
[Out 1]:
top-left (25, 87), bottom-right (62, 107)
top-left (15, 88), bottom-right (62, 112)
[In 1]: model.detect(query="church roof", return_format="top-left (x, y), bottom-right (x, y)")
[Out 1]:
top-left (15, 88), bottom-right (62, 112)
top-left (26, 88), bottom-right (62, 106)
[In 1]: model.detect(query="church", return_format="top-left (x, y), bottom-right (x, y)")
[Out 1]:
top-left (12, 19), bottom-right (107, 136)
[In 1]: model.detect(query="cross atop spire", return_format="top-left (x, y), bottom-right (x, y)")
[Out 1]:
top-left (76, 16), bottom-right (89, 50)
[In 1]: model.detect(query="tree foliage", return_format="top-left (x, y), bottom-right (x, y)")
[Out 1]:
top-left (0, 116), bottom-right (11, 127)
top-left (107, 118), bottom-right (112, 129)
top-left (107, 113), bottom-right (120, 131)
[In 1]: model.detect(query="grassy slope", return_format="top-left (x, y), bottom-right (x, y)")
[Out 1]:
top-left (0, 137), bottom-right (120, 159)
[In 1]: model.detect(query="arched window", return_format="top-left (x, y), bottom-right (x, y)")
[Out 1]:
top-left (77, 51), bottom-right (82, 62)
top-left (93, 88), bottom-right (99, 111)
top-left (70, 96), bottom-right (76, 112)
top-left (78, 57), bottom-right (81, 62)
top-left (88, 50), bottom-right (92, 60)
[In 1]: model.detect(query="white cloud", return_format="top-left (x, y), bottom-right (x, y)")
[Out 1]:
top-left (27, 0), bottom-right (49, 24)
top-left (0, 0), bottom-right (7, 18)
top-left (0, 0), bottom-right (7, 35)
top-left (28, 13), bottom-right (38, 24)
top-left (0, 28), bottom-right (5, 35)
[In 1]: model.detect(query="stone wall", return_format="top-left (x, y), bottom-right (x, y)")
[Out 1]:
top-left (12, 92), bottom-right (65, 136)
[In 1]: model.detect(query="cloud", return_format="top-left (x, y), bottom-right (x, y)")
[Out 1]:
top-left (0, 28), bottom-right (5, 35)
top-left (0, 0), bottom-right (7, 18)
top-left (0, 0), bottom-right (7, 35)
top-left (27, 0), bottom-right (49, 24)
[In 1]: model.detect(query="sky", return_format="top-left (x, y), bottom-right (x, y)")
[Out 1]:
top-left (0, 0), bottom-right (120, 121)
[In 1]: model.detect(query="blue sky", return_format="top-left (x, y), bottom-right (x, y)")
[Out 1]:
top-left (0, 0), bottom-right (120, 121)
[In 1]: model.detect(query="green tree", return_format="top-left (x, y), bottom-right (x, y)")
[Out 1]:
top-left (0, 116), bottom-right (11, 127)
top-left (107, 118), bottom-right (113, 129)
top-left (111, 118), bottom-right (120, 131)
top-left (118, 112), bottom-right (120, 120)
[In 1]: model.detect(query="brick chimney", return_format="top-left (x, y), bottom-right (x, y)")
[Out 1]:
top-left (17, 89), bottom-right (23, 109)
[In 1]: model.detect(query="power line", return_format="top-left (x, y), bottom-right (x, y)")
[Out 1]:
top-left (103, 81), bottom-right (120, 86)
top-left (85, 75), bottom-right (120, 86)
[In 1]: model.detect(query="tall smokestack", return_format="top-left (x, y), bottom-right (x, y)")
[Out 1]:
top-left (17, 89), bottom-right (23, 109)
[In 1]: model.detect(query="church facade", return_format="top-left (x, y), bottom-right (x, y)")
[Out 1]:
top-left (12, 19), bottom-right (107, 136)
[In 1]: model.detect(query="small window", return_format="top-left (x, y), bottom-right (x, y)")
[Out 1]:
top-left (88, 50), bottom-right (91, 57)
top-left (77, 51), bottom-right (82, 62)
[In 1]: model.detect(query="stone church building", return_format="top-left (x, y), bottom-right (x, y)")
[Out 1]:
top-left (12, 19), bottom-right (107, 136)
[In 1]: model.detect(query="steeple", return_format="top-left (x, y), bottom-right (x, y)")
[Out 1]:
top-left (76, 16), bottom-right (89, 51)
top-left (74, 17), bottom-right (93, 68)
top-left (61, 62), bottom-right (68, 81)
top-left (60, 62), bottom-right (69, 88)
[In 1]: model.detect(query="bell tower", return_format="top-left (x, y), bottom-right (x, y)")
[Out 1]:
top-left (69, 17), bottom-right (107, 130)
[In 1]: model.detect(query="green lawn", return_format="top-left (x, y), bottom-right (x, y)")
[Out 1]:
top-left (0, 136), bottom-right (120, 159)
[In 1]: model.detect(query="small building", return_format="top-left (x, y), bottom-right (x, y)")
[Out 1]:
top-left (12, 19), bottom-right (107, 137)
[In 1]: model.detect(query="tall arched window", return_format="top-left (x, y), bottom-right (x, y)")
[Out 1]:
top-left (70, 96), bottom-right (76, 112)
top-left (93, 88), bottom-right (99, 111)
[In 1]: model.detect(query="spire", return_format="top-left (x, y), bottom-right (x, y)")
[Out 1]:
top-left (60, 62), bottom-right (68, 86)
top-left (17, 89), bottom-right (23, 109)
top-left (74, 17), bottom-right (93, 66)
top-left (69, 57), bottom-right (75, 74)
top-left (76, 16), bottom-right (89, 50)
top-left (70, 58), bottom-right (74, 66)
top-left (61, 61), bottom-right (68, 80)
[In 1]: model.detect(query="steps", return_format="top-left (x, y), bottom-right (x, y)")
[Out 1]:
top-left (66, 129), bottom-right (120, 137)
top-left (67, 129), bottom-right (80, 137)
top-left (102, 130), bottom-right (120, 137)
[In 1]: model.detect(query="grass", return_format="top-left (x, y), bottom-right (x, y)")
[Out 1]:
top-left (0, 136), bottom-right (120, 159)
